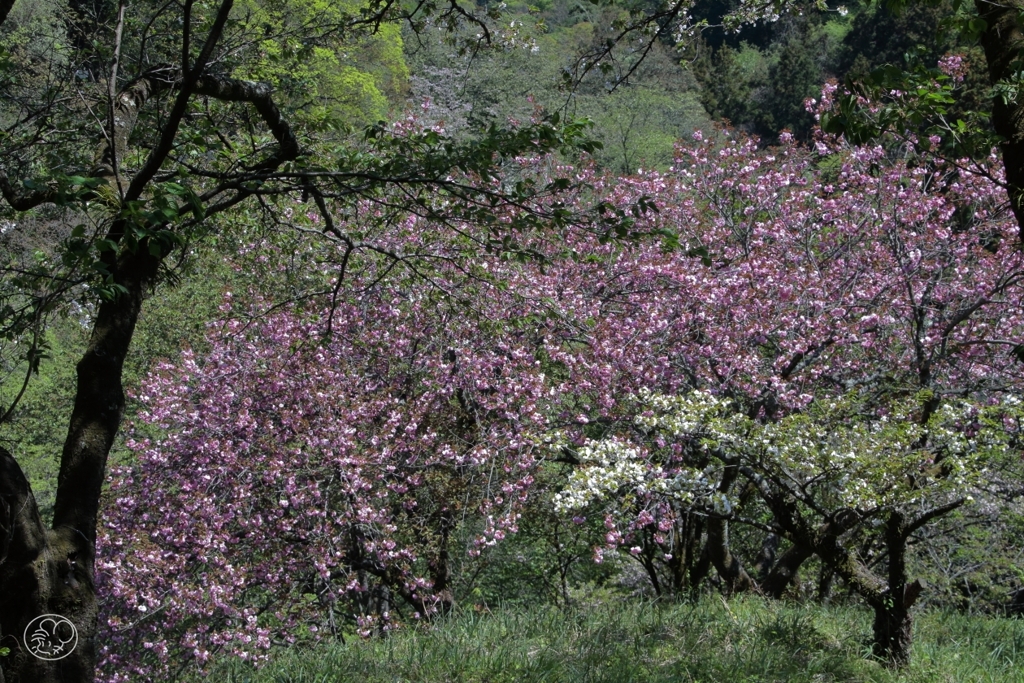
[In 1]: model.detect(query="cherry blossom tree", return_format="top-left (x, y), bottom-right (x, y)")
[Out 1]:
top-left (552, 131), bottom-right (1024, 665)
top-left (0, 0), bottom-right (616, 678)
top-left (5, 0), bottom-right (1021, 677)
top-left (98, 123), bottom-right (1024, 676)
top-left (96, 189), bottom-right (596, 679)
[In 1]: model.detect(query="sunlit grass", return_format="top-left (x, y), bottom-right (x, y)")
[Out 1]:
top-left (198, 597), bottom-right (1024, 682)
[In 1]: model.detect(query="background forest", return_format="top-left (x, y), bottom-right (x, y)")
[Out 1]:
top-left (2, 0), bottom-right (1024, 681)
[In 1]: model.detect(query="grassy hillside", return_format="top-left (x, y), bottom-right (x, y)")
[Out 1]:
top-left (196, 597), bottom-right (1024, 683)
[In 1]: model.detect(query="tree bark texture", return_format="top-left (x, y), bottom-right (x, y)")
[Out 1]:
top-left (869, 512), bottom-right (925, 667)
top-left (0, 244), bottom-right (157, 682)
top-left (751, 532), bottom-right (780, 582)
top-left (760, 541), bottom-right (812, 599)
top-left (1, 447), bottom-right (96, 683)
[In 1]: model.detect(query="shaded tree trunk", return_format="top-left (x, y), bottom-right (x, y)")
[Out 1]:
top-left (759, 510), bottom-right (863, 600)
top-left (0, 243), bottom-right (157, 682)
top-left (745, 466), bottom-right (959, 669)
top-left (816, 565), bottom-right (834, 603)
top-left (1, 447), bottom-right (94, 683)
top-left (429, 509), bottom-right (456, 616)
top-left (667, 510), bottom-right (703, 593)
top-left (751, 532), bottom-right (780, 582)
top-left (689, 539), bottom-right (712, 594)
top-left (975, 0), bottom-right (1024, 240)
top-left (871, 599), bottom-right (914, 668)
top-left (705, 458), bottom-right (755, 594)
top-left (0, 4), bottom-right (298, 675)
top-left (705, 515), bottom-right (755, 593)
top-left (0, 65), bottom-right (162, 680)
top-left (869, 512), bottom-right (925, 667)
top-left (761, 541), bottom-right (812, 599)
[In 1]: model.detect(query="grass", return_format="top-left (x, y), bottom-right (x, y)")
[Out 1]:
top-left (198, 597), bottom-right (1024, 683)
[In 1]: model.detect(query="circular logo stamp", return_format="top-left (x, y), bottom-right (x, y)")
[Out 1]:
top-left (23, 614), bottom-right (78, 661)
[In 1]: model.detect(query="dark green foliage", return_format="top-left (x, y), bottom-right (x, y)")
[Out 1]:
top-left (835, 0), bottom-right (991, 134)
top-left (689, 0), bottom-right (779, 50)
top-left (837, 0), bottom-right (956, 78)
top-left (692, 0), bottom-right (990, 143)
top-left (764, 33), bottom-right (822, 139)
top-left (694, 13), bottom-right (843, 141)
top-left (819, 51), bottom-right (993, 160)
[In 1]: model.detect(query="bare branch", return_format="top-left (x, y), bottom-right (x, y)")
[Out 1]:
top-left (124, 0), bottom-right (235, 203)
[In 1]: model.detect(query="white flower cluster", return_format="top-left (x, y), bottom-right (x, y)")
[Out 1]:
top-left (554, 439), bottom-right (655, 512)
top-left (631, 389), bottom-right (999, 512)
top-left (554, 388), bottom-right (1012, 520)
top-left (529, 430), bottom-right (570, 456)
top-left (553, 437), bottom-right (709, 513)
top-left (633, 388), bottom-right (737, 442)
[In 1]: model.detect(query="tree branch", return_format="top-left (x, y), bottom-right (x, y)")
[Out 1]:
top-left (0, 173), bottom-right (57, 211)
top-left (194, 75), bottom-right (299, 170)
top-left (904, 498), bottom-right (966, 538)
top-left (124, 0), bottom-right (235, 204)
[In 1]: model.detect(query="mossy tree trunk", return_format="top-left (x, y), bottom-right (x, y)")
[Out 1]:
top-left (705, 458), bottom-right (756, 594)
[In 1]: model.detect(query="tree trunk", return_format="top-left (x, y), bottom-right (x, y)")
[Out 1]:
top-left (870, 576), bottom-right (922, 668)
top-left (1, 447), bottom-right (93, 683)
top-left (0, 1), bottom-right (296, 668)
top-left (870, 512), bottom-right (923, 668)
top-left (751, 532), bottom-right (780, 582)
top-left (975, 0), bottom-right (1024, 240)
top-left (871, 599), bottom-right (913, 667)
top-left (667, 510), bottom-right (702, 593)
top-left (639, 547), bottom-right (663, 597)
top-left (689, 539), bottom-right (712, 594)
top-left (705, 515), bottom-right (755, 593)
top-left (705, 460), bottom-right (755, 594)
top-left (429, 509), bottom-right (456, 616)
top-left (816, 565), bottom-right (834, 604)
top-left (761, 541), bottom-right (813, 599)
top-left (0, 243), bottom-right (156, 682)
